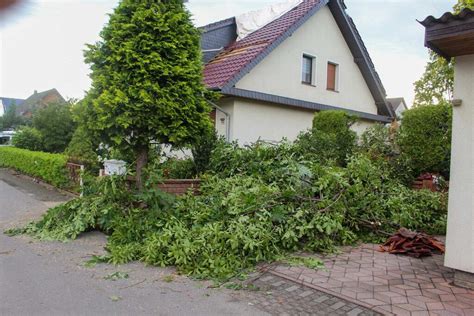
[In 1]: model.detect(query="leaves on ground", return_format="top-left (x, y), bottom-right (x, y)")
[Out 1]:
top-left (109, 295), bottom-right (121, 302)
top-left (104, 271), bottom-right (129, 281)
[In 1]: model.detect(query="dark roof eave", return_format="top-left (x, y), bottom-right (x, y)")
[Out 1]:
top-left (221, 87), bottom-right (392, 123)
top-left (328, 0), bottom-right (394, 118)
top-left (419, 8), bottom-right (474, 27)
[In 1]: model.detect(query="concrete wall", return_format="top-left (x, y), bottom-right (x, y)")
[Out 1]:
top-left (231, 98), bottom-right (314, 145)
top-left (444, 54), bottom-right (474, 273)
top-left (235, 6), bottom-right (378, 115)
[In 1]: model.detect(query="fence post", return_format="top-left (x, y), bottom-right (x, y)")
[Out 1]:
top-left (79, 165), bottom-right (85, 197)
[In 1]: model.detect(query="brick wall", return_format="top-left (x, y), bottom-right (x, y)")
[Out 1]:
top-left (156, 179), bottom-right (200, 195)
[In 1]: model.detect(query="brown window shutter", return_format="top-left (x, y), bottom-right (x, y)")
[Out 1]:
top-left (327, 63), bottom-right (336, 91)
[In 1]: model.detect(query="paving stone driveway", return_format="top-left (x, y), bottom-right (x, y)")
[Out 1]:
top-left (263, 244), bottom-right (474, 316)
top-left (237, 273), bottom-right (380, 316)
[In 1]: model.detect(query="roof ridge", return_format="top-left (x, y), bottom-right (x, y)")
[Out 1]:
top-left (199, 17), bottom-right (236, 32)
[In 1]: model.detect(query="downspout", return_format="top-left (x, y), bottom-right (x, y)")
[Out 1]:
top-left (206, 99), bottom-right (231, 142)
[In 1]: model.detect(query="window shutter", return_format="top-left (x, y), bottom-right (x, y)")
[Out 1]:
top-left (327, 63), bottom-right (336, 91)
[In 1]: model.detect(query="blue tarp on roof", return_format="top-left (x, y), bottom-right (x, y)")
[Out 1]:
top-left (0, 97), bottom-right (25, 111)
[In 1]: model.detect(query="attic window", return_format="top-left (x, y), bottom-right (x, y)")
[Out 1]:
top-left (302, 54), bottom-right (315, 85)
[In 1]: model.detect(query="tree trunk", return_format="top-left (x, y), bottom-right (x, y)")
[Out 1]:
top-left (136, 148), bottom-right (148, 191)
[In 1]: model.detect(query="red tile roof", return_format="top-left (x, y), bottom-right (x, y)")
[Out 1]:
top-left (203, 0), bottom-right (323, 89)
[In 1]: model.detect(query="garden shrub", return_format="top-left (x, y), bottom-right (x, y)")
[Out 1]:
top-left (398, 104), bottom-right (452, 178)
top-left (65, 127), bottom-right (99, 171)
top-left (160, 158), bottom-right (196, 179)
top-left (191, 129), bottom-right (218, 175)
top-left (359, 124), bottom-right (413, 184)
top-left (295, 110), bottom-right (357, 166)
top-left (12, 127), bottom-right (44, 152)
top-left (32, 102), bottom-right (76, 153)
top-left (0, 147), bottom-right (70, 188)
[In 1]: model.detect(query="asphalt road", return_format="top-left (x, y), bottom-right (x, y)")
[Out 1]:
top-left (0, 169), bottom-right (267, 316)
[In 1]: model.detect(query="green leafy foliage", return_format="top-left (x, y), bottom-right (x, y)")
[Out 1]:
top-left (282, 255), bottom-right (324, 270)
top-left (8, 134), bottom-right (447, 280)
top-left (6, 109), bottom-right (449, 280)
top-left (82, 0), bottom-right (214, 185)
top-left (104, 271), bottom-right (129, 281)
top-left (398, 105), bottom-right (452, 178)
top-left (295, 111), bottom-right (357, 166)
top-left (413, 51), bottom-right (454, 108)
top-left (0, 147), bottom-right (70, 187)
top-left (65, 126), bottom-right (99, 170)
top-left (454, 0), bottom-right (474, 14)
top-left (191, 130), bottom-right (219, 175)
top-left (12, 127), bottom-right (44, 151)
top-left (160, 158), bottom-right (196, 179)
top-left (32, 102), bottom-right (76, 153)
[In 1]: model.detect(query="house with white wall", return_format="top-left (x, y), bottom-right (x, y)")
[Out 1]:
top-left (200, 0), bottom-right (394, 144)
top-left (387, 97), bottom-right (408, 118)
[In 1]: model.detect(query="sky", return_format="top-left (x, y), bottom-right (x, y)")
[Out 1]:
top-left (0, 0), bottom-right (455, 107)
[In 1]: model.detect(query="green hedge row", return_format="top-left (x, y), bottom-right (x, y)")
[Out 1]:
top-left (0, 147), bottom-right (70, 188)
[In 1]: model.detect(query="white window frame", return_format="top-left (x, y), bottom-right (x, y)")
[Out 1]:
top-left (301, 53), bottom-right (317, 86)
top-left (327, 61), bottom-right (340, 92)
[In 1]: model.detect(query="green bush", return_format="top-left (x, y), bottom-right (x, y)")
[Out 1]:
top-left (12, 127), bottom-right (44, 151)
top-left (32, 102), bottom-right (76, 153)
top-left (65, 127), bottom-right (99, 170)
top-left (191, 130), bottom-right (218, 175)
top-left (0, 147), bottom-right (70, 187)
top-left (398, 105), bottom-right (452, 178)
top-left (160, 158), bottom-right (196, 179)
top-left (295, 110), bottom-right (357, 166)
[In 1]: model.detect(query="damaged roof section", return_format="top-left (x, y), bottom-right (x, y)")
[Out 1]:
top-left (199, 17), bottom-right (236, 63)
top-left (202, 0), bottom-right (328, 89)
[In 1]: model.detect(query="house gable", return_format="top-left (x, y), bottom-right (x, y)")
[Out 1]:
top-left (202, 0), bottom-right (394, 119)
top-left (234, 5), bottom-right (379, 115)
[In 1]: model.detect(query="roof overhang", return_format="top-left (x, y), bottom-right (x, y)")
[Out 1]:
top-left (222, 87), bottom-right (392, 123)
top-left (420, 9), bottom-right (474, 59)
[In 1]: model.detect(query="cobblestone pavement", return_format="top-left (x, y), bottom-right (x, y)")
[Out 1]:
top-left (265, 244), bottom-right (474, 316)
top-left (235, 273), bottom-right (380, 316)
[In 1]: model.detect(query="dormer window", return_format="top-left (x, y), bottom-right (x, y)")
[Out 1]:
top-left (302, 54), bottom-right (315, 85)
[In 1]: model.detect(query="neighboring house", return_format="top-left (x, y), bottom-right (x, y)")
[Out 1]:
top-left (200, 0), bottom-right (394, 145)
top-left (17, 88), bottom-right (65, 117)
top-left (0, 97), bottom-right (25, 117)
top-left (387, 97), bottom-right (408, 118)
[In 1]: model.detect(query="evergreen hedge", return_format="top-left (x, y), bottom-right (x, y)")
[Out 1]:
top-left (398, 105), bottom-right (452, 178)
top-left (0, 147), bottom-right (70, 188)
